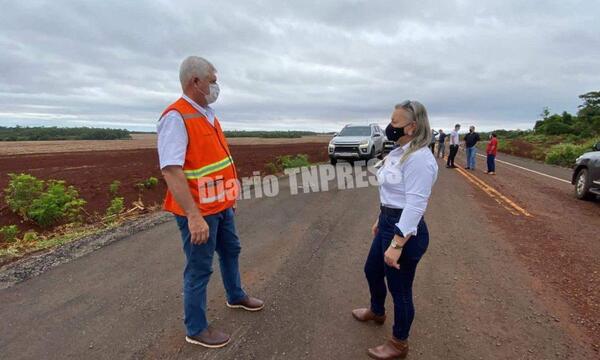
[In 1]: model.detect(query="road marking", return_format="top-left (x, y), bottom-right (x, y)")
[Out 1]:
top-left (476, 153), bottom-right (571, 184)
top-left (455, 168), bottom-right (519, 216)
top-left (455, 167), bottom-right (533, 217)
top-left (444, 155), bottom-right (533, 217)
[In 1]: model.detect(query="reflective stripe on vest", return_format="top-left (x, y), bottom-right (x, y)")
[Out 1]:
top-left (183, 156), bottom-right (233, 179)
top-left (182, 112), bottom-right (204, 120)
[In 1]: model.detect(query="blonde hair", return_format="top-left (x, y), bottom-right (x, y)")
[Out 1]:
top-left (394, 101), bottom-right (432, 163)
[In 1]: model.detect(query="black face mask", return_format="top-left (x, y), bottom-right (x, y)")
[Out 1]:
top-left (385, 123), bottom-right (408, 142)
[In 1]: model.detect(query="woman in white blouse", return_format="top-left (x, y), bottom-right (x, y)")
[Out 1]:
top-left (352, 100), bottom-right (438, 360)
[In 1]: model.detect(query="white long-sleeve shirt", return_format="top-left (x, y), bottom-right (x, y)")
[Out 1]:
top-left (156, 94), bottom-right (216, 170)
top-left (376, 142), bottom-right (438, 237)
top-left (449, 130), bottom-right (460, 145)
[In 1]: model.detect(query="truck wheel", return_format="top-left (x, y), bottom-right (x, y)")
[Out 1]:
top-left (574, 168), bottom-right (594, 200)
top-left (330, 157), bottom-right (337, 165)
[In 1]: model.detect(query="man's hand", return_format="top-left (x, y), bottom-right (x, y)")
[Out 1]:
top-left (371, 218), bottom-right (379, 236)
top-left (188, 212), bottom-right (210, 244)
top-left (161, 166), bottom-right (210, 244)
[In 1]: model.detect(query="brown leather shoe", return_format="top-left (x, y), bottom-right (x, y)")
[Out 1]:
top-left (352, 308), bottom-right (386, 325)
top-left (185, 327), bottom-right (230, 348)
top-left (226, 295), bottom-right (264, 311)
top-left (367, 337), bottom-right (409, 359)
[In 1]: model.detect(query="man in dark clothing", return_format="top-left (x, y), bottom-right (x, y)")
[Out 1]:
top-left (464, 125), bottom-right (481, 170)
top-left (436, 129), bottom-right (447, 158)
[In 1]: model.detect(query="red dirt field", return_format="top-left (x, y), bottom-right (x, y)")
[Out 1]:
top-left (0, 143), bottom-right (329, 234)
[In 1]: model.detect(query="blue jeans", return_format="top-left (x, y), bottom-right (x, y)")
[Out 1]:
top-left (487, 154), bottom-right (496, 172)
top-left (175, 208), bottom-right (246, 337)
top-left (466, 146), bottom-right (477, 169)
top-left (364, 207), bottom-right (429, 340)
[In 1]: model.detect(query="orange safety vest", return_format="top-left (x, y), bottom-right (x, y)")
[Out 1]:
top-left (160, 97), bottom-right (239, 216)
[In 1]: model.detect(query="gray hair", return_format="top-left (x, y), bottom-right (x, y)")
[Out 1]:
top-left (395, 101), bottom-right (432, 163)
top-left (179, 56), bottom-right (215, 88)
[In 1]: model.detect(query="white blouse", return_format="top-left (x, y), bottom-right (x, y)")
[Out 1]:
top-left (376, 142), bottom-right (438, 237)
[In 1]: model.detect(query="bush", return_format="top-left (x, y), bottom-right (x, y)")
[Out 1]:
top-left (264, 162), bottom-right (279, 174)
top-left (545, 144), bottom-right (587, 167)
top-left (105, 197), bottom-right (125, 217)
top-left (109, 180), bottom-right (121, 195)
top-left (4, 174), bottom-right (87, 228)
top-left (497, 139), bottom-right (515, 154)
top-left (279, 154), bottom-right (310, 169)
top-left (0, 225), bottom-right (19, 243)
top-left (26, 180), bottom-right (87, 227)
top-left (22, 231), bottom-right (39, 243)
top-left (545, 138), bottom-right (599, 167)
top-left (4, 173), bottom-right (44, 217)
top-left (543, 121), bottom-right (572, 135)
top-left (264, 154), bottom-right (311, 173)
top-left (136, 176), bottom-right (159, 190)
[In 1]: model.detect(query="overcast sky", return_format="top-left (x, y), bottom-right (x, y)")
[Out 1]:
top-left (1, 0), bottom-right (599, 132)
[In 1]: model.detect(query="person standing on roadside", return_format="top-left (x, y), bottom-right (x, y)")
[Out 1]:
top-left (436, 129), bottom-right (447, 158)
top-left (446, 124), bottom-right (460, 168)
top-left (463, 125), bottom-right (480, 170)
top-left (486, 133), bottom-right (498, 175)
top-left (157, 56), bottom-right (264, 349)
top-left (352, 100), bottom-right (438, 360)
top-left (429, 129), bottom-right (438, 154)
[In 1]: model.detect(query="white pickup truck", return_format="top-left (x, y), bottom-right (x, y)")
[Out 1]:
top-left (328, 124), bottom-right (385, 165)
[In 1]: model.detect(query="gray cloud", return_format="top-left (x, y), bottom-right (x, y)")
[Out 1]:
top-left (1, 0), bottom-right (599, 132)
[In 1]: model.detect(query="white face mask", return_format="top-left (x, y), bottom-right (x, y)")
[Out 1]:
top-left (205, 83), bottom-right (220, 104)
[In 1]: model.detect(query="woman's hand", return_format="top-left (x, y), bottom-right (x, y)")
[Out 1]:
top-left (384, 246), bottom-right (402, 269)
top-left (371, 218), bottom-right (379, 236)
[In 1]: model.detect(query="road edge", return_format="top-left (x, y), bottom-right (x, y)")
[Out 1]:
top-left (0, 211), bottom-right (173, 290)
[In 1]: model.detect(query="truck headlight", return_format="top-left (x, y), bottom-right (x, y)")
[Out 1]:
top-left (359, 139), bottom-right (369, 147)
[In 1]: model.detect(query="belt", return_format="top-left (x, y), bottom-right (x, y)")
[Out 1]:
top-left (380, 205), bottom-right (403, 217)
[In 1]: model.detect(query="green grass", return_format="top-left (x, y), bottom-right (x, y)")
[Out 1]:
top-left (545, 138), bottom-right (600, 167)
top-left (0, 222), bottom-right (121, 263)
top-left (495, 134), bottom-right (599, 166)
top-left (265, 154), bottom-right (311, 173)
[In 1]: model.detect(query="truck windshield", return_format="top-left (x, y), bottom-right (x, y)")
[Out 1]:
top-left (339, 126), bottom-right (371, 136)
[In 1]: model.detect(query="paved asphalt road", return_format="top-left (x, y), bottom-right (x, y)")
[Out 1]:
top-left (1, 152), bottom-right (598, 360)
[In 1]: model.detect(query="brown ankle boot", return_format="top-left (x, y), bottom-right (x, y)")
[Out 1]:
top-left (351, 308), bottom-right (386, 324)
top-left (367, 337), bottom-right (408, 359)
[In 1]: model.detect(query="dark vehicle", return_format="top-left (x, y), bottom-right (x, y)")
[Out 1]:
top-left (572, 141), bottom-right (600, 200)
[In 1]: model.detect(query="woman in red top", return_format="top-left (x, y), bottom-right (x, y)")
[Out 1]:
top-left (486, 133), bottom-right (498, 175)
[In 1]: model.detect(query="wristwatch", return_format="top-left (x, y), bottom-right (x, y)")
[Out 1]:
top-left (391, 239), bottom-right (403, 249)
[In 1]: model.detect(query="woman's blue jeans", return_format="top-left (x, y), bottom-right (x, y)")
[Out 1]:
top-left (364, 207), bottom-right (429, 340)
top-left (175, 208), bottom-right (247, 337)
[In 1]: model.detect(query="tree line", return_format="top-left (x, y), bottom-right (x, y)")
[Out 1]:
top-left (533, 91), bottom-right (600, 138)
top-left (0, 126), bottom-right (131, 141)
